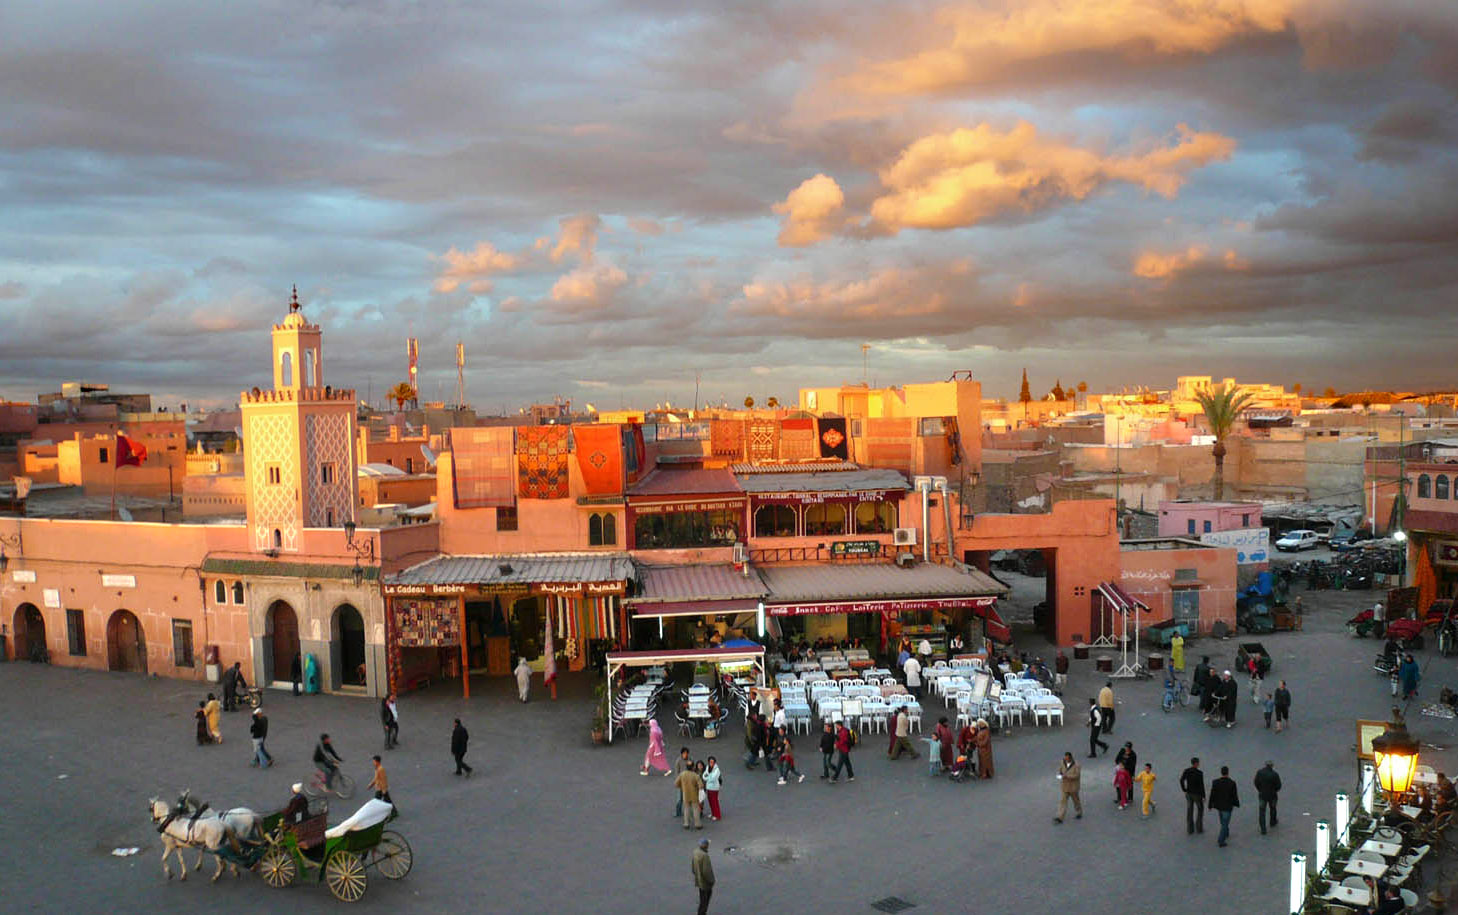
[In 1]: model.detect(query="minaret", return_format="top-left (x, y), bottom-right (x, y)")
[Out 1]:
top-left (241, 287), bottom-right (359, 553)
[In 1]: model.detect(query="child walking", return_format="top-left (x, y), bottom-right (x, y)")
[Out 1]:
top-left (1262, 692), bottom-right (1275, 729)
top-left (777, 736), bottom-right (805, 785)
top-left (1135, 762), bottom-right (1157, 818)
top-left (1114, 762), bottom-right (1133, 809)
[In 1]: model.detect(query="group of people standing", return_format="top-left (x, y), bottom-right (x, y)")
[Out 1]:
top-left (1190, 655), bottom-right (1293, 729)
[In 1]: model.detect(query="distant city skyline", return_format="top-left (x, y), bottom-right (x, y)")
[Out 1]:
top-left (3, 2), bottom-right (1455, 410)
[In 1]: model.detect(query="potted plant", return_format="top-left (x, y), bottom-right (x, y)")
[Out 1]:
top-left (590, 683), bottom-right (608, 745)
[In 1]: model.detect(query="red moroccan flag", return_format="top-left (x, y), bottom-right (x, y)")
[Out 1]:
top-left (115, 434), bottom-right (147, 467)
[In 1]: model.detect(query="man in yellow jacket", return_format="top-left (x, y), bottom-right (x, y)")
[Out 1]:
top-left (1097, 681), bottom-right (1115, 734)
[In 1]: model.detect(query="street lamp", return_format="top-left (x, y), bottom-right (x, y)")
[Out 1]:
top-left (1289, 851), bottom-right (1307, 915)
top-left (1372, 717), bottom-right (1421, 807)
top-left (1315, 819), bottom-right (1330, 873)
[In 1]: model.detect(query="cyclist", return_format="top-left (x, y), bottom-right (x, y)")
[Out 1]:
top-left (313, 733), bottom-right (344, 790)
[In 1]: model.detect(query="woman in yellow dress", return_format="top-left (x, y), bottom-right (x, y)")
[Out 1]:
top-left (1170, 633), bottom-right (1185, 673)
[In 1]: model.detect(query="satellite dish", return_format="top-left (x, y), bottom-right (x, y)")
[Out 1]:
top-left (118, 506), bottom-right (134, 522)
top-left (420, 444), bottom-right (437, 465)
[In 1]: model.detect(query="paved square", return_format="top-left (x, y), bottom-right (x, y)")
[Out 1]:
top-left (2, 583), bottom-right (1450, 913)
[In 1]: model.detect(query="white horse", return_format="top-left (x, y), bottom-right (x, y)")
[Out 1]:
top-left (148, 798), bottom-right (241, 882)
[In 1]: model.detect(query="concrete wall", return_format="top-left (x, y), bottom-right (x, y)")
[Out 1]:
top-left (1119, 543), bottom-right (1238, 636)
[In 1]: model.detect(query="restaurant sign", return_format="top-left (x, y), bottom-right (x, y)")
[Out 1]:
top-left (768, 596), bottom-right (997, 617)
top-left (753, 490), bottom-right (899, 505)
top-left (1437, 541), bottom-right (1458, 567)
top-left (535, 581), bottom-right (625, 597)
top-left (630, 498), bottom-right (745, 515)
top-left (830, 540), bottom-right (882, 558)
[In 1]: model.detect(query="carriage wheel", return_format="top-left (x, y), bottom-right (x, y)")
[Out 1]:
top-left (258, 847), bottom-right (296, 888)
top-left (371, 831), bottom-right (413, 880)
top-left (325, 850), bottom-right (368, 902)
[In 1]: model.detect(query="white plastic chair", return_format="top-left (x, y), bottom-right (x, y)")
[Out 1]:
top-left (907, 707), bottom-right (922, 733)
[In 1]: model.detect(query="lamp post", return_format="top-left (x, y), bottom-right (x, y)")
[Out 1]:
top-left (1315, 819), bottom-right (1330, 873)
top-left (1372, 716), bottom-right (1421, 808)
top-left (1289, 851), bottom-right (1307, 915)
top-left (1361, 762), bottom-right (1376, 816)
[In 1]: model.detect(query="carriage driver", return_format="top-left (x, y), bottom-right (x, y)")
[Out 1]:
top-left (284, 783), bottom-right (309, 825)
top-left (314, 733), bottom-right (344, 790)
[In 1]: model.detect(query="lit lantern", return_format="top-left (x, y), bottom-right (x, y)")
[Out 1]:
top-left (1290, 851), bottom-right (1307, 915)
top-left (1372, 719), bottom-right (1421, 806)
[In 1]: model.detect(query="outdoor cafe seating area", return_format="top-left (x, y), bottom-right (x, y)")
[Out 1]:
top-left (1314, 765), bottom-right (1443, 912)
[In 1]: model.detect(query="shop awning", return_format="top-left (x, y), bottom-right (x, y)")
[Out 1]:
top-left (630, 599), bottom-right (761, 619)
top-left (1097, 581), bottom-right (1151, 613)
top-left (759, 561), bottom-right (1007, 605)
top-left (626, 562), bottom-right (768, 619)
top-left (385, 552), bottom-right (631, 595)
top-left (736, 467), bottom-right (910, 503)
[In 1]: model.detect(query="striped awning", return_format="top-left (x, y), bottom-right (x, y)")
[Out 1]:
top-left (1097, 581), bottom-right (1150, 614)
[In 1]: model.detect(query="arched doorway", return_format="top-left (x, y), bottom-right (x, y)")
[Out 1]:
top-left (267, 600), bottom-right (300, 686)
top-left (106, 610), bottom-right (147, 673)
top-left (12, 603), bottom-right (46, 662)
top-left (332, 604), bottom-right (367, 689)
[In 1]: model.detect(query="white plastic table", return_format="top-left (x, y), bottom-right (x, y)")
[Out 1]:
top-left (1343, 859), bottom-right (1388, 878)
top-left (1321, 885), bottom-right (1370, 907)
top-left (1360, 837), bottom-right (1403, 858)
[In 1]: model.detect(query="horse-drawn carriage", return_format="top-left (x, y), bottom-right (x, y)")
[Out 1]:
top-left (152, 794), bottom-right (411, 902)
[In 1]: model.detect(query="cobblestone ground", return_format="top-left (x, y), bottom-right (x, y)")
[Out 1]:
top-left (2, 580), bottom-right (1454, 914)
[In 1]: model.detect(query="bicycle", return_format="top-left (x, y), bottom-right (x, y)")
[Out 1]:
top-left (304, 768), bottom-right (356, 799)
top-left (1161, 677), bottom-right (1189, 712)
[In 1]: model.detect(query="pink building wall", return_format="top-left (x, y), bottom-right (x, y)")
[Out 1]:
top-left (1157, 501), bottom-right (1262, 538)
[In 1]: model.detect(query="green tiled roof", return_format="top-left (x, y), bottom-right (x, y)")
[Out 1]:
top-left (200, 557), bottom-right (379, 581)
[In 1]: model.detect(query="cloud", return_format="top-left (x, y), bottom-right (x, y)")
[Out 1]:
top-left (773, 173), bottom-right (846, 246)
top-left (0, 281), bottom-right (27, 299)
top-left (779, 122), bottom-right (1234, 241)
top-left (548, 263), bottom-right (629, 310)
top-left (432, 242), bottom-right (522, 293)
top-left (551, 213), bottom-right (601, 264)
top-left (627, 217), bottom-right (665, 236)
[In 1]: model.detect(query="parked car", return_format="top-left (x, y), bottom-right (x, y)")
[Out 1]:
top-left (1275, 529), bottom-right (1320, 552)
top-left (1330, 528), bottom-right (1374, 552)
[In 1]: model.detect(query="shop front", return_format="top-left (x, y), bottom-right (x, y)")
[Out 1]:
top-left (625, 468), bottom-right (746, 551)
top-left (385, 552), bottom-right (631, 696)
top-left (758, 562), bottom-right (1009, 655)
top-left (624, 562), bottom-right (769, 649)
top-left (737, 467), bottom-right (909, 540)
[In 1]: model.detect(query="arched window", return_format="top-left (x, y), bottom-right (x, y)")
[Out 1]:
top-left (1418, 474), bottom-right (1432, 498)
top-left (231, 581), bottom-right (244, 603)
top-left (754, 504), bottom-right (798, 538)
top-left (304, 349), bottom-right (316, 387)
top-left (804, 503), bottom-right (847, 536)
top-left (589, 513), bottom-right (603, 545)
top-left (1438, 475), bottom-right (1451, 500)
top-left (854, 501), bottom-right (897, 534)
top-left (280, 351), bottom-right (293, 387)
top-left (601, 513), bottom-right (616, 545)
top-left (272, 529), bottom-right (283, 550)
top-left (214, 580), bottom-right (226, 604)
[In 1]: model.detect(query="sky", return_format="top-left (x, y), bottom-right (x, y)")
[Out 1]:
top-left (1, 0), bottom-right (1455, 413)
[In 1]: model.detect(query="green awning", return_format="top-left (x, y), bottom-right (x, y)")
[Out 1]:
top-left (200, 557), bottom-right (379, 581)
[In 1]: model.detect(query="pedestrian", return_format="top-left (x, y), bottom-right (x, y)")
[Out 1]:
top-left (1054, 650), bottom-right (1069, 693)
top-left (772, 699), bottom-right (786, 732)
top-left (368, 755), bottom-right (394, 808)
top-left (886, 707), bottom-right (901, 756)
top-left (1254, 760), bottom-right (1282, 835)
top-left (1274, 680), bottom-right (1292, 733)
top-left (934, 716), bottom-right (954, 772)
top-left (1180, 757), bottom-right (1206, 834)
top-left (776, 734), bottom-right (804, 785)
top-left (451, 718), bottom-right (473, 776)
top-left (249, 708), bottom-right (273, 768)
top-left (380, 693), bottom-right (400, 749)
top-left (1170, 631), bottom-right (1185, 673)
top-left (974, 719), bottom-right (994, 779)
top-left (1098, 680), bottom-right (1116, 734)
top-left (195, 700), bottom-right (212, 745)
top-left (514, 657), bottom-right (532, 702)
top-left (1209, 765), bottom-right (1240, 847)
top-left (761, 723), bottom-right (781, 773)
top-left (1054, 752), bottom-right (1082, 824)
top-left (1087, 698), bottom-right (1108, 758)
top-left (204, 692), bottom-right (223, 743)
top-left (290, 653), bottom-right (302, 696)
top-left (641, 719), bottom-right (671, 776)
top-left (222, 661), bottom-right (242, 712)
top-left (1114, 742), bottom-right (1137, 802)
top-left (1262, 691), bottom-right (1275, 728)
top-left (829, 718), bottom-right (856, 783)
top-left (742, 711), bottom-right (762, 769)
top-left (1114, 760), bottom-right (1133, 809)
top-left (704, 756), bottom-right (722, 820)
top-left (692, 838), bottom-right (715, 915)
top-left (1399, 654), bottom-right (1421, 700)
top-left (819, 722), bottom-right (836, 779)
top-left (694, 760), bottom-right (708, 819)
top-left (1136, 762), bottom-right (1157, 818)
top-left (903, 652), bottom-right (923, 700)
top-left (1219, 671), bottom-right (1238, 727)
top-left (676, 761), bottom-right (705, 830)
top-left (673, 746), bottom-right (693, 819)
top-left (889, 707), bottom-right (919, 759)
top-left (1247, 652), bottom-right (1264, 704)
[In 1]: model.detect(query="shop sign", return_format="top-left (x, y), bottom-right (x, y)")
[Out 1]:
top-left (384, 583), bottom-right (468, 596)
top-left (768, 596), bottom-right (996, 616)
top-left (1200, 528), bottom-right (1270, 564)
top-left (630, 498), bottom-right (745, 515)
top-left (11, 569), bottom-right (36, 583)
top-left (101, 573), bottom-right (136, 588)
top-left (43, 588), bottom-right (61, 608)
top-left (753, 490), bottom-right (898, 505)
top-left (830, 540), bottom-right (882, 558)
top-left (534, 581), bottom-right (625, 597)
top-left (1437, 541), bottom-right (1458, 567)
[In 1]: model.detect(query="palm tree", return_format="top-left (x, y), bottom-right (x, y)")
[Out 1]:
top-left (389, 382), bottom-right (417, 412)
top-left (1193, 384), bottom-right (1255, 500)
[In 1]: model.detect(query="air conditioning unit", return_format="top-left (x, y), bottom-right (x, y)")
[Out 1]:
top-left (732, 542), bottom-right (747, 564)
top-left (893, 527), bottom-right (917, 546)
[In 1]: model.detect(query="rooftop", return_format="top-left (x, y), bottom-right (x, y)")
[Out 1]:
top-left (627, 468), bottom-right (742, 497)
top-left (631, 563), bottom-right (767, 603)
top-left (734, 467), bottom-right (909, 494)
top-left (390, 551), bottom-right (632, 585)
